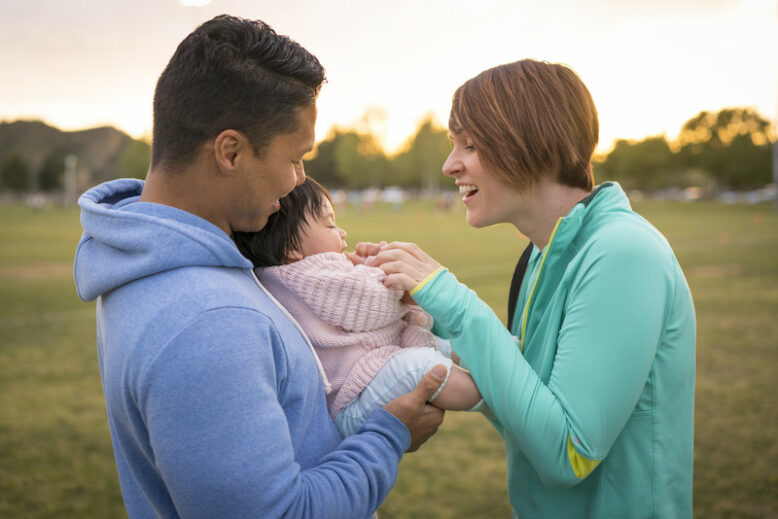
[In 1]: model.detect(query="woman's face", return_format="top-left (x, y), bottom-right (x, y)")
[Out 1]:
top-left (443, 131), bottom-right (525, 228)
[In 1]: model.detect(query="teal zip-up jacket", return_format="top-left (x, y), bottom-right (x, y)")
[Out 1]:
top-left (412, 183), bottom-right (695, 518)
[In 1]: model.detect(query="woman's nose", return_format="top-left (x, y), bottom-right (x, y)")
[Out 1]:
top-left (442, 151), bottom-right (459, 177)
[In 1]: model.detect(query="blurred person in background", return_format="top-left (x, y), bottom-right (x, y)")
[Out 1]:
top-left (358, 59), bottom-right (696, 518)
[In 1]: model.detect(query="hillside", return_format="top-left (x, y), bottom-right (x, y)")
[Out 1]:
top-left (0, 120), bottom-right (140, 189)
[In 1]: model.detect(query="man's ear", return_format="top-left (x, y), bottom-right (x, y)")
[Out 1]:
top-left (213, 129), bottom-right (248, 175)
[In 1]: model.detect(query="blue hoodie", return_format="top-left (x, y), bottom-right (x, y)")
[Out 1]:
top-left (74, 178), bottom-right (409, 519)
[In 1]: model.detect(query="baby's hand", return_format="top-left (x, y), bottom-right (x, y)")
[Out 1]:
top-left (347, 241), bottom-right (387, 265)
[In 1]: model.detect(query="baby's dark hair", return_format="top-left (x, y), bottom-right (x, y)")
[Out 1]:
top-left (233, 177), bottom-right (333, 267)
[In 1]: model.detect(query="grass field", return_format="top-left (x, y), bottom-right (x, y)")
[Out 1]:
top-left (1, 198), bottom-right (776, 518)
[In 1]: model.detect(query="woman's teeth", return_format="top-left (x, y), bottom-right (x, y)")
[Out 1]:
top-left (459, 184), bottom-right (478, 197)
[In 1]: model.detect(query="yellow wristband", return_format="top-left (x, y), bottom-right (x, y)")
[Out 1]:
top-left (410, 266), bottom-right (445, 296)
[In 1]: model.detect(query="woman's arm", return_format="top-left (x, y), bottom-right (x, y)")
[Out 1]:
top-left (371, 238), bottom-right (672, 487)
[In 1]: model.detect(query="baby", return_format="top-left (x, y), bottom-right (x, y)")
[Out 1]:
top-left (233, 178), bottom-right (484, 437)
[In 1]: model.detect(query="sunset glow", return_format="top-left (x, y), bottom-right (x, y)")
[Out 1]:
top-left (1, 0), bottom-right (775, 155)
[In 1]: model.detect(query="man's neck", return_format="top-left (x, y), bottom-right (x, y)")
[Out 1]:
top-left (140, 165), bottom-right (230, 236)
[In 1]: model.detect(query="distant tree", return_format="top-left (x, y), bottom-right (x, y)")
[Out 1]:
top-left (677, 108), bottom-right (773, 189)
top-left (390, 115), bottom-right (450, 190)
top-left (596, 136), bottom-right (680, 191)
top-left (117, 139), bottom-right (151, 180)
top-left (0, 153), bottom-right (31, 193)
top-left (305, 135), bottom-right (343, 187)
top-left (332, 131), bottom-right (380, 189)
top-left (306, 129), bottom-right (388, 189)
top-left (38, 151), bottom-right (66, 191)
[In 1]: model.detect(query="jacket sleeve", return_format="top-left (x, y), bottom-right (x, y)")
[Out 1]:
top-left (412, 232), bottom-right (671, 488)
top-left (139, 307), bottom-right (408, 518)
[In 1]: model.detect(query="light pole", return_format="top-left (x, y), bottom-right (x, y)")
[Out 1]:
top-left (64, 155), bottom-right (78, 206)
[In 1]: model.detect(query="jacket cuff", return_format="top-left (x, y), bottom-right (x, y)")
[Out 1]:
top-left (410, 267), bottom-right (446, 296)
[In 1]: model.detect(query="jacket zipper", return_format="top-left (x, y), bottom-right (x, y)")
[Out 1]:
top-left (520, 218), bottom-right (562, 353)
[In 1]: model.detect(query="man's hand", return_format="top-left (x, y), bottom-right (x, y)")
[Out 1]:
top-left (383, 364), bottom-right (447, 452)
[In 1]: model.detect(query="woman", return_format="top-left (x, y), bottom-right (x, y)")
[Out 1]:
top-left (359, 59), bottom-right (695, 517)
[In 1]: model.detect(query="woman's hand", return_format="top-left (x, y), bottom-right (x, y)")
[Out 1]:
top-left (366, 241), bottom-right (442, 293)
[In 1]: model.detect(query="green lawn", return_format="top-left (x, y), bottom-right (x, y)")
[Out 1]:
top-left (0, 199), bottom-right (776, 517)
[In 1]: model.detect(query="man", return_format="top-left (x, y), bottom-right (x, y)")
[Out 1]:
top-left (74, 15), bottom-right (445, 518)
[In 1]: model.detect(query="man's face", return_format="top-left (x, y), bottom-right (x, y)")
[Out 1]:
top-left (233, 104), bottom-right (316, 233)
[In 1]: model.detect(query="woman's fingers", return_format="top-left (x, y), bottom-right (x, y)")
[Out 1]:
top-left (370, 245), bottom-right (441, 292)
top-left (384, 272), bottom-right (418, 292)
top-left (384, 242), bottom-right (440, 272)
top-left (382, 241), bottom-right (429, 261)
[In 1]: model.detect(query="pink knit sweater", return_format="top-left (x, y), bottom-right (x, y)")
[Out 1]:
top-left (256, 252), bottom-right (437, 417)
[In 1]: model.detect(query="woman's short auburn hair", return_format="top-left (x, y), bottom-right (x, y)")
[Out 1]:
top-left (450, 59), bottom-right (599, 191)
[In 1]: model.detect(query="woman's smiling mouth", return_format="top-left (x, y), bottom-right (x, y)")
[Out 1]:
top-left (458, 184), bottom-right (479, 201)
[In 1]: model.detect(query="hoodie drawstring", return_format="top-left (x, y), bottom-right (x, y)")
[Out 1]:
top-left (249, 270), bottom-right (333, 394)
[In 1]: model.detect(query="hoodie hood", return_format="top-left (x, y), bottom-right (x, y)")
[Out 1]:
top-left (74, 178), bottom-right (252, 301)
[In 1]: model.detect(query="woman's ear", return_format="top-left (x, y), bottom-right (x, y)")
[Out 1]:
top-left (213, 129), bottom-right (248, 175)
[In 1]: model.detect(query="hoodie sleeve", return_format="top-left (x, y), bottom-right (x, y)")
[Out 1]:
top-left (411, 232), bottom-right (671, 488)
top-left (139, 307), bottom-right (408, 518)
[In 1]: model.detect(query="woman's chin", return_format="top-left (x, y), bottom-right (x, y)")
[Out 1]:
top-left (465, 211), bottom-right (490, 229)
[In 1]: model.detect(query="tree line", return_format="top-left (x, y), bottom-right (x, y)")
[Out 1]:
top-left (1, 107), bottom-right (772, 195)
top-left (594, 107), bottom-right (773, 192)
top-left (305, 107), bottom-right (774, 193)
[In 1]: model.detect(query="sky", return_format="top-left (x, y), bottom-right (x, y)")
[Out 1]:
top-left (1, 0), bottom-right (776, 155)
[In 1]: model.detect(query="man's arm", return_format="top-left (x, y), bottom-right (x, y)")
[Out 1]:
top-left (140, 308), bottom-right (429, 518)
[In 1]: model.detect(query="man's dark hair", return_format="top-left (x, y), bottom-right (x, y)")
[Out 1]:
top-left (152, 14), bottom-right (326, 169)
top-left (233, 177), bottom-right (333, 267)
